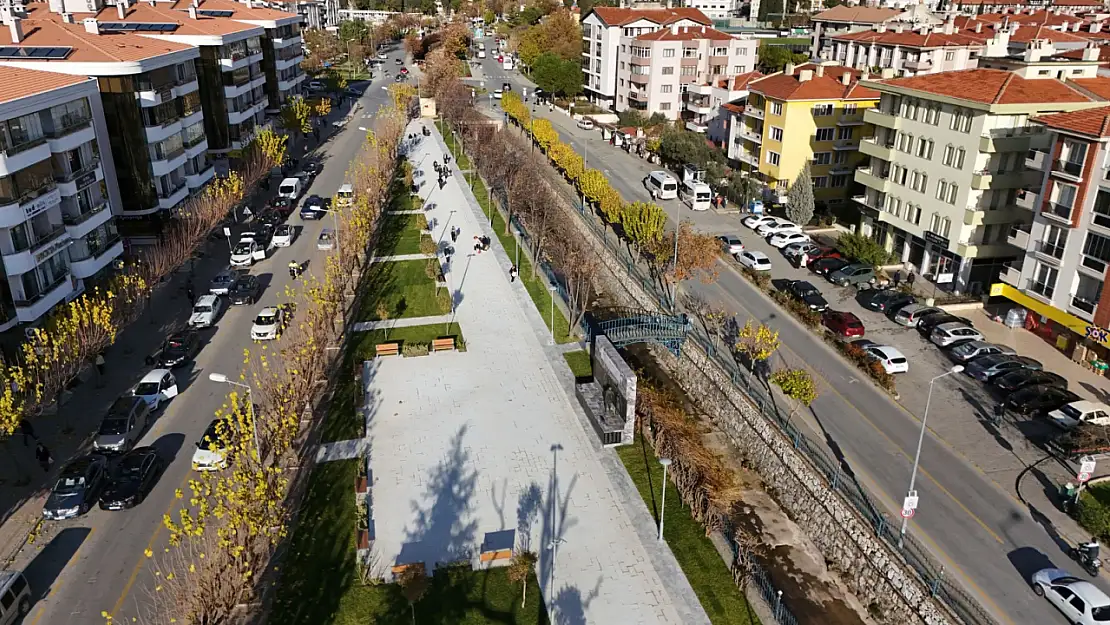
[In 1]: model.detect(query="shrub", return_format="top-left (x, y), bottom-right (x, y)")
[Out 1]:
top-left (402, 342), bottom-right (430, 357)
top-left (419, 235), bottom-right (436, 256)
top-left (769, 290), bottom-right (821, 328)
top-left (424, 258), bottom-right (439, 280)
top-left (835, 231), bottom-right (896, 267)
top-left (436, 289), bottom-right (452, 314)
top-left (834, 341), bottom-right (896, 392)
top-left (741, 267), bottom-right (771, 290)
top-left (1079, 486), bottom-right (1110, 540)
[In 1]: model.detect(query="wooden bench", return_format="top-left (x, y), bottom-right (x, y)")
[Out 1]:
top-left (432, 337), bottom-right (455, 352)
top-left (479, 548), bottom-right (512, 563)
top-left (375, 342), bottom-right (400, 357)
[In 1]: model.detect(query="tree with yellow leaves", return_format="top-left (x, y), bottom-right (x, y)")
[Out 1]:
top-left (734, 319), bottom-right (781, 366)
top-left (314, 97), bottom-right (332, 119)
top-left (280, 95), bottom-right (313, 144)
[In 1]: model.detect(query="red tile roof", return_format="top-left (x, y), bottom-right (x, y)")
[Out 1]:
top-left (1033, 105), bottom-right (1110, 137)
top-left (1055, 45), bottom-right (1110, 61)
top-left (811, 5), bottom-right (901, 23)
top-left (1008, 24), bottom-right (1091, 43)
top-left (878, 69), bottom-right (1092, 104)
top-left (636, 25), bottom-right (733, 41)
top-left (1068, 77), bottom-right (1110, 100)
top-left (750, 64), bottom-right (880, 101)
top-left (830, 29), bottom-right (985, 48)
top-left (724, 70), bottom-right (763, 91)
top-left (588, 7), bottom-right (710, 27)
top-left (0, 66), bottom-right (91, 104)
top-left (722, 102), bottom-right (744, 114)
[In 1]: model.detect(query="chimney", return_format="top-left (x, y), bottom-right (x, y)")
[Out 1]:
top-left (116, 2), bottom-right (125, 19)
top-left (9, 17), bottom-right (22, 43)
top-left (815, 64), bottom-right (825, 77)
top-left (785, 62), bottom-right (796, 75)
top-left (188, 5), bottom-right (196, 18)
top-left (1083, 40), bottom-right (1101, 60)
top-left (798, 69), bottom-right (813, 82)
top-left (943, 15), bottom-right (955, 35)
top-left (700, 25), bottom-right (705, 33)
top-left (83, 17), bottom-right (98, 35)
top-left (841, 71), bottom-right (851, 85)
top-left (877, 22), bottom-right (887, 32)
top-left (61, 12), bottom-right (73, 23)
top-left (975, 22), bottom-right (982, 33)
top-left (670, 23), bottom-right (678, 34)
top-left (1062, 20), bottom-right (1070, 30)
top-left (1093, 22), bottom-right (1103, 34)
top-left (895, 23), bottom-right (905, 33)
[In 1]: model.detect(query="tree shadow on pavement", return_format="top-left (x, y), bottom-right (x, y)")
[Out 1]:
top-left (23, 527), bottom-right (91, 606)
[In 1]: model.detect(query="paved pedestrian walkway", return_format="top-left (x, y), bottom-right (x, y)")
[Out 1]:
top-left (359, 118), bottom-right (708, 625)
top-left (385, 210), bottom-right (425, 215)
top-left (316, 438), bottom-right (372, 463)
top-left (351, 314), bottom-right (455, 332)
top-left (371, 253), bottom-right (435, 262)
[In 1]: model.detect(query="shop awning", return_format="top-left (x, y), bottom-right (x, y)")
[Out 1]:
top-left (991, 282), bottom-right (1110, 348)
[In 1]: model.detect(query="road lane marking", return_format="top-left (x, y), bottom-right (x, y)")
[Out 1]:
top-left (30, 527), bottom-right (96, 625)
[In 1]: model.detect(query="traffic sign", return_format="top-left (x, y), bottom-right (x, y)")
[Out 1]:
top-left (903, 492), bottom-right (919, 512)
top-left (1081, 456), bottom-right (1097, 475)
top-left (1079, 472), bottom-right (1092, 483)
top-left (900, 507), bottom-right (915, 519)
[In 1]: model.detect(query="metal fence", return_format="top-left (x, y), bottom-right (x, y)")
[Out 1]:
top-left (445, 123), bottom-right (994, 625)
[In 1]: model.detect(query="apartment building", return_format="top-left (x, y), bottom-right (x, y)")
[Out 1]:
top-left (580, 6), bottom-right (710, 110)
top-left (695, 70), bottom-right (762, 143)
top-left (853, 68), bottom-right (1109, 296)
top-left (257, 0), bottom-right (321, 29)
top-left (0, 67), bottom-right (122, 329)
top-left (826, 24), bottom-right (985, 76)
top-left (810, 3), bottom-right (940, 60)
top-left (681, 0), bottom-right (737, 21)
top-left (613, 24), bottom-right (756, 120)
top-left (737, 63), bottom-right (879, 206)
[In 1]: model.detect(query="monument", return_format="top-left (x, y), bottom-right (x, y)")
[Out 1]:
top-left (574, 336), bottom-right (637, 446)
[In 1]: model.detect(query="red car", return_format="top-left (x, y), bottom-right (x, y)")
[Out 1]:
top-left (805, 247), bottom-right (842, 268)
top-left (823, 310), bottom-right (865, 338)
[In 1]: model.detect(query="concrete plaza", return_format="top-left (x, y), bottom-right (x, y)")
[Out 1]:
top-left (363, 119), bottom-right (708, 625)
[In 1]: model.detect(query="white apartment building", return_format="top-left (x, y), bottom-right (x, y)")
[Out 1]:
top-left (853, 67), bottom-right (1110, 295)
top-left (580, 6), bottom-right (711, 110)
top-left (827, 22), bottom-right (985, 76)
top-left (810, 3), bottom-right (940, 60)
top-left (692, 70), bottom-right (761, 141)
top-left (681, 0), bottom-right (736, 21)
top-left (0, 67), bottom-right (123, 329)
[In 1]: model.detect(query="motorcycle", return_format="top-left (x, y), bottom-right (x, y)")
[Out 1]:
top-left (1069, 545), bottom-right (1102, 577)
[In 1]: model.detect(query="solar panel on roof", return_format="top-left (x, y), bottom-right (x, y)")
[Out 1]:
top-left (196, 9), bottom-right (234, 16)
top-left (0, 46), bottom-right (73, 59)
top-left (99, 22), bottom-right (179, 32)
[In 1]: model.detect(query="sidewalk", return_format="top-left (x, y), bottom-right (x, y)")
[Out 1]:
top-left (360, 118), bottom-right (709, 625)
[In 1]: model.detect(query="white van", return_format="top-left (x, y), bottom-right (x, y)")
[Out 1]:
top-left (336, 183), bottom-right (354, 208)
top-left (0, 571), bottom-right (30, 624)
top-left (477, 49), bottom-right (486, 59)
top-left (681, 180), bottom-right (713, 211)
top-left (277, 177), bottom-right (302, 200)
top-left (644, 171), bottom-right (678, 201)
top-left (503, 57), bottom-right (515, 71)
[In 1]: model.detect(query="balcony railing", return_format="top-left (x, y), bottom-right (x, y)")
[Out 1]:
top-left (1035, 240), bottom-right (1066, 259)
top-left (153, 146), bottom-right (186, 163)
top-left (1045, 201), bottom-right (1074, 222)
top-left (1053, 158), bottom-right (1083, 177)
top-left (46, 114), bottom-right (93, 139)
top-left (1030, 279), bottom-right (1056, 299)
top-left (1073, 295), bottom-right (1099, 315)
top-left (1, 135), bottom-right (47, 157)
top-left (158, 180), bottom-right (187, 199)
top-left (55, 158), bottom-right (100, 184)
top-left (0, 179), bottom-right (57, 208)
top-left (69, 234), bottom-right (121, 261)
top-left (1082, 254), bottom-right (1109, 275)
top-left (12, 223), bottom-right (67, 254)
top-left (62, 200), bottom-right (108, 226)
top-left (13, 274), bottom-right (67, 308)
top-left (184, 133), bottom-right (206, 149)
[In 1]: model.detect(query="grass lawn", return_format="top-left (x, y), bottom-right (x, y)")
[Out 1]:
top-left (616, 434), bottom-right (760, 625)
top-left (382, 213), bottom-right (429, 256)
top-left (350, 322), bottom-right (466, 354)
top-left (563, 350), bottom-right (592, 378)
top-left (358, 259), bottom-right (448, 321)
top-left (437, 119), bottom-right (473, 170)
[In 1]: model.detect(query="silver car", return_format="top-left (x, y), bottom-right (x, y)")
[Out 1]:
top-left (892, 304), bottom-right (941, 328)
top-left (948, 340), bottom-right (1015, 364)
top-left (94, 396), bottom-right (151, 453)
top-left (317, 228), bottom-right (336, 251)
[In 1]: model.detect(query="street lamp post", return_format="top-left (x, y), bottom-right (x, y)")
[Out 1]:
top-left (548, 285), bottom-right (558, 344)
top-left (207, 372), bottom-right (260, 460)
top-left (658, 457), bottom-right (672, 540)
top-left (898, 365), bottom-right (964, 546)
top-left (670, 204), bottom-right (681, 309)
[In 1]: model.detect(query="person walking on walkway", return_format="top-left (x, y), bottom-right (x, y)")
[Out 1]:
top-left (451, 227), bottom-right (459, 243)
top-left (19, 418), bottom-right (35, 447)
top-left (95, 353), bottom-right (106, 387)
top-left (186, 285), bottom-right (196, 304)
top-left (893, 270), bottom-right (902, 289)
top-left (35, 443), bottom-right (52, 472)
top-left (907, 271), bottom-right (916, 289)
top-left (509, 265), bottom-right (518, 283)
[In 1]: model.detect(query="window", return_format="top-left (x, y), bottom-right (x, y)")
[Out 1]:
top-left (663, 48), bottom-right (676, 58)
top-left (1032, 262), bottom-right (1058, 298)
top-left (1083, 232), bottom-right (1110, 273)
top-left (713, 46), bottom-right (728, 56)
top-left (834, 151), bottom-right (848, 164)
top-left (942, 145), bottom-right (953, 166)
top-left (1054, 182), bottom-right (1078, 213)
top-left (813, 103), bottom-right (833, 116)
top-left (837, 126), bottom-right (853, 140)
top-left (909, 204), bottom-right (922, 225)
top-left (949, 108), bottom-right (972, 133)
top-left (660, 102), bottom-right (671, 111)
top-left (924, 105), bottom-right (940, 125)
top-left (937, 180), bottom-right (948, 201)
top-left (661, 66), bottom-right (674, 75)
top-left (1094, 190), bottom-right (1110, 229)
top-left (946, 183), bottom-right (958, 204)
top-left (733, 65), bottom-right (745, 73)
top-left (680, 66), bottom-right (697, 76)
top-left (831, 174), bottom-right (848, 187)
top-left (954, 147), bottom-right (965, 169)
top-left (770, 126), bottom-right (784, 141)
top-left (814, 152), bottom-right (831, 165)
top-left (771, 102), bottom-right (783, 115)
top-left (660, 84), bottom-right (672, 93)
top-left (916, 138), bottom-right (933, 159)
top-left (945, 51), bottom-right (955, 61)
top-left (813, 176), bottom-right (828, 188)
top-left (843, 103), bottom-right (857, 116)
top-left (815, 128), bottom-right (834, 142)
top-left (767, 151), bottom-right (780, 165)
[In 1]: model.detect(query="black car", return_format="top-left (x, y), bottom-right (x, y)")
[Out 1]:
top-left (993, 369), bottom-right (1069, 392)
top-left (882, 293), bottom-right (916, 316)
top-left (810, 257), bottom-right (849, 277)
top-left (302, 161), bottom-right (322, 178)
top-left (99, 447), bottom-right (165, 510)
top-left (268, 197), bottom-right (294, 216)
top-left (784, 280), bottom-right (828, 312)
top-left (228, 275), bottom-right (262, 305)
top-left (256, 210), bottom-right (285, 228)
top-left (43, 455), bottom-right (108, 520)
top-left (916, 312), bottom-right (972, 337)
top-left (1006, 384), bottom-right (1081, 417)
top-left (252, 224), bottom-right (274, 248)
top-left (156, 330), bottom-right (200, 368)
top-left (859, 290), bottom-right (915, 314)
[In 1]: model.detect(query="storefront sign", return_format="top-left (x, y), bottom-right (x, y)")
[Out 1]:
top-left (1086, 325), bottom-right (1109, 344)
top-left (33, 234), bottom-right (71, 264)
top-left (924, 231), bottom-right (950, 248)
top-left (22, 188), bottom-right (61, 220)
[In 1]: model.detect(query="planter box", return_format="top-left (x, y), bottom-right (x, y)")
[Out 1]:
top-left (358, 528), bottom-right (370, 550)
top-left (355, 475), bottom-right (367, 493)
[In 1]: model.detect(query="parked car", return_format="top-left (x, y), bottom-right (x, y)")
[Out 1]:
top-left (93, 396), bottom-right (151, 454)
top-left (916, 312), bottom-right (972, 337)
top-left (784, 280), bottom-right (828, 312)
top-left (268, 197), bottom-right (295, 216)
top-left (859, 290), bottom-right (915, 314)
top-left (189, 294), bottom-right (224, 328)
top-left (930, 322), bottom-right (984, 347)
top-left (804, 247), bottom-right (842, 267)
top-left (948, 341), bottom-right (1016, 364)
top-left (854, 341), bottom-right (909, 373)
top-left (229, 240), bottom-right (265, 267)
top-left (43, 455), bottom-right (108, 520)
top-left (828, 263), bottom-right (877, 287)
top-left (1049, 401), bottom-right (1110, 429)
top-left (208, 267), bottom-right (238, 296)
top-left (317, 228), bottom-right (336, 251)
top-left (0, 570), bottom-right (30, 621)
top-left (994, 369), bottom-right (1069, 393)
top-left (768, 231), bottom-right (811, 249)
top-left (964, 354), bottom-right (1042, 381)
top-left (155, 330), bottom-right (200, 368)
top-left (300, 195), bottom-right (330, 220)
top-left (228, 275), bottom-right (262, 306)
top-left (892, 304), bottom-right (941, 328)
top-left (251, 224), bottom-right (275, 249)
top-left (255, 210), bottom-right (285, 228)
top-left (99, 447), bottom-right (165, 510)
top-left (823, 310), bottom-right (865, 338)
top-left (783, 241), bottom-right (823, 261)
top-left (251, 306), bottom-right (286, 341)
top-left (131, 369), bottom-right (179, 411)
top-left (736, 250), bottom-right (772, 271)
top-left (1006, 385), bottom-right (1081, 417)
top-left (301, 160), bottom-right (322, 178)
top-left (576, 118), bottom-right (595, 130)
top-left (757, 220), bottom-right (801, 237)
top-left (1031, 567), bottom-right (1110, 624)
top-left (717, 235), bottom-right (744, 255)
top-left (811, 257), bottom-right (849, 278)
top-left (742, 215), bottom-right (779, 230)
top-left (272, 224), bottom-right (294, 247)
top-left (192, 418), bottom-right (234, 472)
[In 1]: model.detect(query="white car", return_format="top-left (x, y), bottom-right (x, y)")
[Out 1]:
top-left (188, 294), bottom-right (223, 328)
top-left (307, 80), bottom-right (324, 91)
top-left (929, 322), bottom-right (983, 347)
top-left (131, 369), bottom-right (178, 411)
top-left (718, 235), bottom-right (744, 255)
top-left (493, 90), bottom-right (503, 100)
top-left (768, 231), bottom-right (811, 249)
top-left (1032, 567), bottom-right (1110, 624)
top-left (757, 220), bottom-right (802, 237)
top-left (743, 215), bottom-right (778, 230)
top-left (272, 224), bottom-right (294, 248)
top-left (230, 240), bottom-right (266, 267)
top-left (576, 118), bottom-right (595, 130)
top-left (736, 250), bottom-right (772, 271)
top-left (192, 418), bottom-right (233, 472)
top-left (251, 306), bottom-right (286, 341)
top-left (863, 344), bottom-right (909, 374)
top-left (1048, 400), bottom-right (1110, 430)
top-left (377, 52), bottom-right (387, 60)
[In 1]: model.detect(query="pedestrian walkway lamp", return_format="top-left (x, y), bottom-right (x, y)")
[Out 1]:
top-left (548, 284), bottom-right (558, 344)
top-left (898, 365), bottom-right (963, 547)
top-left (208, 372), bottom-right (260, 461)
top-left (658, 457), bottom-right (672, 540)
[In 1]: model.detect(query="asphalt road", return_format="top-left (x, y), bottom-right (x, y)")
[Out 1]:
top-left (14, 64), bottom-right (398, 625)
top-left (469, 42), bottom-right (1102, 625)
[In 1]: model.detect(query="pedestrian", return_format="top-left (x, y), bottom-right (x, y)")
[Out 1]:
top-left (450, 227), bottom-right (459, 243)
top-left (799, 251), bottom-right (808, 269)
top-left (186, 285), bottom-right (196, 304)
top-left (509, 265), bottom-right (518, 282)
top-left (19, 418), bottom-right (35, 447)
top-left (893, 270), bottom-right (902, 288)
top-left (907, 271), bottom-right (916, 288)
top-left (95, 353), bottom-right (105, 377)
top-left (35, 442), bottom-right (52, 472)
top-left (993, 402), bottom-right (1006, 425)
top-left (445, 250), bottom-right (452, 266)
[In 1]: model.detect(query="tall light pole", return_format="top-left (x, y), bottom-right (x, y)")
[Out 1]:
top-left (658, 457), bottom-right (672, 540)
top-left (548, 284), bottom-right (558, 344)
top-left (670, 204), bottom-right (681, 309)
top-left (898, 365), bottom-right (963, 546)
top-left (208, 372), bottom-right (260, 461)
top-left (548, 443), bottom-right (565, 624)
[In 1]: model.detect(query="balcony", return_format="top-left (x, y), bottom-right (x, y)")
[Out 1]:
top-left (833, 138), bottom-right (859, 150)
top-left (272, 34), bottom-right (302, 49)
top-left (904, 58), bottom-right (933, 72)
top-left (837, 112), bottom-right (865, 126)
top-left (185, 135), bottom-right (208, 159)
top-left (151, 148), bottom-right (187, 177)
top-left (738, 127), bottom-right (762, 143)
top-left (144, 118), bottom-right (183, 145)
top-left (1033, 239), bottom-right (1066, 263)
top-left (1080, 254), bottom-right (1109, 276)
top-left (0, 186), bottom-right (61, 229)
top-left (859, 137), bottom-right (894, 161)
top-left (0, 138), bottom-right (50, 177)
top-left (1007, 223), bottom-right (1031, 250)
top-left (219, 50), bottom-right (264, 72)
top-left (1015, 188), bottom-right (1038, 211)
top-left (1042, 201), bottom-right (1074, 224)
top-left (275, 53), bottom-right (304, 71)
top-left (174, 78), bottom-right (199, 98)
top-left (744, 106), bottom-right (764, 120)
top-left (13, 273), bottom-right (73, 323)
top-left (63, 200), bottom-right (111, 239)
top-left (971, 169), bottom-right (1037, 190)
top-left (137, 84), bottom-right (175, 108)
top-left (1070, 295), bottom-right (1098, 321)
top-left (277, 72), bottom-right (306, 93)
top-left (852, 193), bottom-right (882, 211)
top-left (228, 100), bottom-right (266, 126)
top-left (1052, 158), bottom-right (1084, 180)
top-left (186, 165), bottom-right (216, 188)
top-left (69, 236), bottom-right (122, 279)
top-left (979, 133), bottom-right (1028, 153)
top-left (1000, 261), bottom-right (1023, 287)
top-left (830, 163), bottom-right (854, 175)
top-left (863, 107), bottom-right (901, 129)
top-left (684, 97), bottom-right (713, 114)
top-left (56, 161), bottom-right (101, 197)
top-left (223, 74), bottom-right (266, 99)
top-left (855, 167), bottom-right (892, 193)
top-left (1026, 148), bottom-right (1047, 171)
top-left (158, 182), bottom-right (188, 211)
top-left (685, 121), bottom-right (709, 133)
top-left (3, 225), bottom-right (71, 276)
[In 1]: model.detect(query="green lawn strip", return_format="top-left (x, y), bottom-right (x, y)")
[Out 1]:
top-left (357, 259), bottom-right (448, 321)
top-left (437, 119), bottom-right (473, 170)
top-left (563, 350), bottom-right (592, 378)
top-left (616, 434), bottom-right (759, 625)
top-left (351, 322), bottom-right (466, 354)
top-left (383, 213), bottom-right (428, 256)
